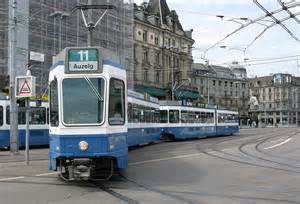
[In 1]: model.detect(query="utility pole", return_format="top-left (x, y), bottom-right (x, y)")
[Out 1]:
top-left (87, 0), bottom-right (93, 47)
top-left (8, 0), bottom-right (19, 154)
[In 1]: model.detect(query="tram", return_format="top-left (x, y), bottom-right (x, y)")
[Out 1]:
top-left (159, 101), bottom-right (239, 140)
top-left (48, 47), bottom-right (128, 180)
top-left (0, 99), bottom-right (49, 149)
top-left (127, 90), bottom-right (161, 146)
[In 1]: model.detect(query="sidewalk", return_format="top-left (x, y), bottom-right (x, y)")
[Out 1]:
top-left (0, 148), bottom-right (49, 163)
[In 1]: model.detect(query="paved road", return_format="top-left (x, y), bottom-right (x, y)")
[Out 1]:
top-left (0, 127), bottom-right (299, 204)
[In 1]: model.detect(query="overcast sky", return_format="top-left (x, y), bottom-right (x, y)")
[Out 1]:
top-left (134, 0), bottom-right (300, 77)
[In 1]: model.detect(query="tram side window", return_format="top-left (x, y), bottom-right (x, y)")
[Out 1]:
top-left (0, 106), bottom-right (3, 126)
top-left (154, 110), bottom-right (160, 123)
top-left (160, 110), bottom-right (168, 123)
top-left (132, 104), bottom-right (140, 123)
top-left (6, 106), bottom-right (26, 125)
top-left (169, 110), bottom-right (179, 123)
top-left (30, 107), bottom-right (46, 125)
top-left (109, 78), bottom-right (125, 125)
top-left (50, 79), bottom-right (59, 127)
top-left (181, 111), bottom-right (188, 123)
top-left (128, 103), bottom-right (133, 123)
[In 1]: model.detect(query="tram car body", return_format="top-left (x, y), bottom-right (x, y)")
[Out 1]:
top-left (48, 48), bottom-right (128, 180)
top-left (0, 99), bottom-right (49, 149)
top-left (127, 90), bottom-right (161, 146)
top-left (159, 102), bottom-right (216, 140)
top-left (216, 109), bottom-right (239, 136)
top-left (159, 102), bottom-right (239, 140)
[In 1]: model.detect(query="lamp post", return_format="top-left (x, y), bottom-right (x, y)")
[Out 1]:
top-left (219, 45), bottom-right (248, 62)
top-left (49, 11), bottom-right (70, 52)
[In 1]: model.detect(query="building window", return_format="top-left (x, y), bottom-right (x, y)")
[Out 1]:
top-left (242, 83), bottom-right (245, 88)
top-left (230, 82), bottom-right (233, 87)
top-left (219, 81), bottom-right (222, 86)
top-left (269, 104), bottom-right (272, 109)
top-left (172, 39), bottom-right (176, 47)
top-left (155, 52), bottom-right (160, 65)
top-left (230, 91), bottom-right (233, 96)
top-left (143, 50), bottom-right (148, 62)
top-left (155, 36), bottom-right (159, 45)
top-left (236, 91), bottom-right (238, 97)
top-left (224, 91), bottom-right (227, 97)
top-left (156, 71), bottom-right (160, 83)
top-left (142, 30), bottom-right (148, 42)
top-left (213, 80), bottom-right (216, 86)
top-left (144, 70), bottom-right (148, 81)
top-left (225, 81), bottom-right (228, 87)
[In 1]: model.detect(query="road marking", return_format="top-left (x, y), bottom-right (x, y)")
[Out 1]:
top-left (0, 176), bottom-right (25, 181)
top-left (129, 153), bottom-right (203, 166)
top-left (264, 138), bottom-right (292, 150)
top-left (35, 172), bottom-right (59, 177)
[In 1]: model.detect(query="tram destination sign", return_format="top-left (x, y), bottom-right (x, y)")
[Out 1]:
top-left (65, 47), bottom-right (103, 74)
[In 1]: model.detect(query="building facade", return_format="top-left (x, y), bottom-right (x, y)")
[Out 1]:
top-left (0, 0), bottom-right (133, 96)
top-left (248, 73), bottom-right (300, 126)
top-left (192, 62), bottom-right (249, 118)
top-left (133, 0), bottom-right (197, 100)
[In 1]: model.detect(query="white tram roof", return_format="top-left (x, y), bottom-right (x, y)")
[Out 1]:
top-left (160, 105), bottom-right (215, 113)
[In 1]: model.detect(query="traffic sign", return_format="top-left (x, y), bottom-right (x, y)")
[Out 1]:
top-left (65, 47), bottom-right (102, 74)
top-left (16, 76), bottom-right (36, 98)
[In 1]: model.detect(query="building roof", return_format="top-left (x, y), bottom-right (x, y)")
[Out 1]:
top-left (134, 0), bottom-right (191, 39)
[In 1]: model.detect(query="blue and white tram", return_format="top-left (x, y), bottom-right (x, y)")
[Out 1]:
top-left (127, 90), bottom-right (161, 146)
top-left (48, 47), bottom-right (128, 180)
top-left (0, 99), bottom-right (49, 148)
top-left (216, 109), bottom-right (239, 136)
top-left (159, 102), bottom-right (216, 140)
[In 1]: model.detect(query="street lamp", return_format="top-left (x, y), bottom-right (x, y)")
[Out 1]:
top-left (219, 45), bottom-right (248, 62)
top-left (172, 78), bottom-right (191, 100)
top-left (49, 11), bottom-right (70, 52)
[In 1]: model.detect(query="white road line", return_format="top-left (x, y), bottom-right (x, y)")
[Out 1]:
top-left (129, 153), bottom-right (203, 166)
top-left (35, 172), bottom-right (59, 177)
top-left (0, 176), bottom-right (25, 181)
top-left (264, 138), bottom-right (292, 150)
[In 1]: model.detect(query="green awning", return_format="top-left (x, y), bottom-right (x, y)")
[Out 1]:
top-left (175, 89), bottom-right (202, 99)
top-left (135, 85), bottom-right (168, 97)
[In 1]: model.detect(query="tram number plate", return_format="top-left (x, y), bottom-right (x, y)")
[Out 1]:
top-left (66, 48), bottom-right (102, 73)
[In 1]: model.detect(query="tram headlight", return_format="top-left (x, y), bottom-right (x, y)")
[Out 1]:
top-left (79, 141), bottom-right (89, 151)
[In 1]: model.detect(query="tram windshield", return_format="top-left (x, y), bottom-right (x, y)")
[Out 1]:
top-left (62, 77), bottom-right (104, 125)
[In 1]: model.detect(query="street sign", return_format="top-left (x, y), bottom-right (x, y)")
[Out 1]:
top-left (30, 51), bottom-right (45, 62)
top-left (16, 76), bottom-right (36, 98)
top-left (65, 47), bottom-right (102, 74)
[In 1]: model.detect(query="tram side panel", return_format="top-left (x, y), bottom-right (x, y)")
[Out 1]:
top-left (216, 110), bottom-right (239, 136)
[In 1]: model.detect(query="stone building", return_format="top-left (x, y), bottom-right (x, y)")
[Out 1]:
top-left (133, 0), bottom-right (197, 100)
top-left (192, 62), bottom-right (249, 118)
top-left (248, 73), bottom-right (300, 126)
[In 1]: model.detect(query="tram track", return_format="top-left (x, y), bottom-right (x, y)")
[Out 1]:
top-left (197, 129), bottom-right (300, 174)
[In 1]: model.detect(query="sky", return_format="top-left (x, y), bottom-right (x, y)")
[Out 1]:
top-left (134, 0), bottom-right (300, 77)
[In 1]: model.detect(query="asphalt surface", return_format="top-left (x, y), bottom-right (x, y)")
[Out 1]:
top-left (0, 127), bottom-right (299, 204)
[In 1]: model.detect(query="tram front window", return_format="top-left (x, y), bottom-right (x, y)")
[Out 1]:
top-left (62, 78), bottom-right (104, 125)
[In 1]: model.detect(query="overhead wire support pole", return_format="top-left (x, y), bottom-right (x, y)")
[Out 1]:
top-left (72, 3), bottom-right (115, 47)
top-left (8, 0), bottom-right (19, 154)
top-left (254, 0), bottom-right (300, 42)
